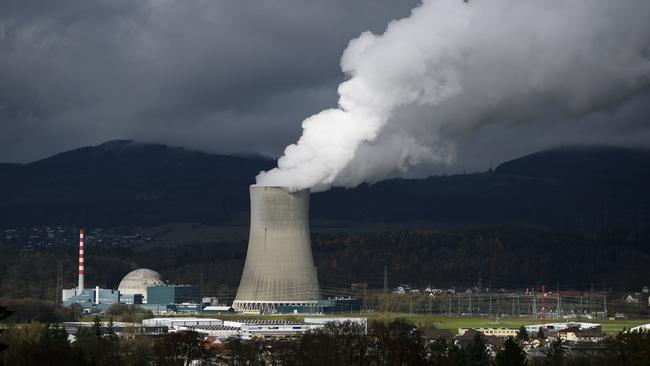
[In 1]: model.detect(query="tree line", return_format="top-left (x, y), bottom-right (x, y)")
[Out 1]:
top-left (2, 315), bottom-right (650, 366)
top-left (1, 227), bottom-right (649, 307)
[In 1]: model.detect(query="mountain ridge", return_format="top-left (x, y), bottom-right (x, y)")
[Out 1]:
top-left (0, 141), bottom-right (648, 231)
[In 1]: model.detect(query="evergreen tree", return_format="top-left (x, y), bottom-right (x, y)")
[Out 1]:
top-left (372, 318), bottom-right (425, 365)
top-left (75, 315), bottom-right (124, 365)
top-left (122, 336), bottom-right (154, 366)
top-left (224, 336), bottom-right (264, 366)
top-left (446, 344), bottom-right (468, 366)
top-left (544, 338), bottom-right (565, 366)
top-left (605, 330), bottom-right (650, 366)
top-left (39, 324), bottom-right (73, 365)
top-left (92, 314), bottom-right (102, 338)
top-left (427, 337), bottom-right (451, 365)
top-left (103, 316), bottom-right (123, 365)
top-left (153, 330), bottom-right (204, 366)
top-left (465, 333), bottom-right (491, 366)
top-left (0, 306), bottom-right (12, 353)
top-left (515, 325), bottom-right (529, 342)
top-left (494, 337), bottom-right (527, 366)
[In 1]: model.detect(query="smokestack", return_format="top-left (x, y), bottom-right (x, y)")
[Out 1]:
top-left (233, 186), bottom-right (319, 313)
top-left (78, 229), bottom-right (84, 292)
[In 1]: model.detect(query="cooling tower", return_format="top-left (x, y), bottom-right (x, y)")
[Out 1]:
top-left (232, 186), bottom-right (319, 313)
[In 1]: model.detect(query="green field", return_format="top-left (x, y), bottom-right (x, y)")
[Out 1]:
top-left (368, 315), bottom-right (649, 335)
top-left (209, 313), bottom-right (649, 335)
top-left (84, 311), bottom-right (649, 335)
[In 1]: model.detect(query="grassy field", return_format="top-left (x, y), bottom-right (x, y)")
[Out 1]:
top-left (211, 313), bottom-right (649, 335)
top-left (367, 314), bottom-right (649, 334)
top-left (83, 311), bottom-right (649, 335)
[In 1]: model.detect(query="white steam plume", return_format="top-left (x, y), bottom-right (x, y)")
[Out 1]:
top-left (257, 0), bottom-right (650, 192)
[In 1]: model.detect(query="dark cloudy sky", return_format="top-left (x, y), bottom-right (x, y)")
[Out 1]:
top-left (1, 0), bottom-right (649, 174)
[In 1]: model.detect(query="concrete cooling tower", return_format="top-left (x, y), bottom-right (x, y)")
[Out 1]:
top-left (233, 186), bottom-right (319, 313)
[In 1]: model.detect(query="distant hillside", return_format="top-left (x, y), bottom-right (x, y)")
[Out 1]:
top-left (495, 146), bottom-right (650, 183)
top-left (310, 146), bottom-right (649, 231)
top-left (0, 140), bottom-right (274, 226)
top-left (0, 141), bottom-right (648, 232)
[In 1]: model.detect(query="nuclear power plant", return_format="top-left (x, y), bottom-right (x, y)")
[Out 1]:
top-left (57, 187), bottom-right (352, 315)
top-left (61, 229), bottom-right (203, 313)
top-left (233, 186), bottom-right (320, 313)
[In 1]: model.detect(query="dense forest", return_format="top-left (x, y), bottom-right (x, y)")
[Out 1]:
top-left (1, 227), bottom-right (648, 305)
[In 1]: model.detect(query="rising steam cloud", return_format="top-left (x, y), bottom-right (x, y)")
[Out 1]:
top-left (256, 0), bottom-right (650, 192)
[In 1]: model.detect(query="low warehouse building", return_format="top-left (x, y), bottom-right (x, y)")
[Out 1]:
top-left (223, 320), bottom-right (322, 340)
top-left (183, 325), bottom-right (241, 340)
top-left (143, 317), bottom-right (223, 328)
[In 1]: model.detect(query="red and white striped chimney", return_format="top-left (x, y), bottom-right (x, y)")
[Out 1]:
top-left (78, 229), bottom-right (85, 292)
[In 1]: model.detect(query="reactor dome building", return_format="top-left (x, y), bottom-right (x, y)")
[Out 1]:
top-left (232, 186), bottom-right (320, 313)
top-left (118, 268), bottom-right (163, 303)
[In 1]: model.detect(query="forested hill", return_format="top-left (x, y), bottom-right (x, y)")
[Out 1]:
top-left (314, 146), bottom-right (650, 231)
top-left (495, 146), bottom-right (650, 183)
top-left (0, 141), bottom-right (649, 231)
top-left (0, 140), bottom-right (273, 226)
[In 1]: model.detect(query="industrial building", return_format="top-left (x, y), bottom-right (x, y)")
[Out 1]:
top-left (233, 186), bottom-right (320, 313)
top-left (63, 322), bottom-right (168, 339)
top-left (228, 320), bottom-right (322, 340)
top-left (524, 322), bottom-right (601, 334)
top-left (61, 230), bottom-right (121, 312)
top-left (62, 286), bottom-right (120, 312)
top-left (120, 293), bottom-right (143, 305)
top-left (202, 305), bottom-right (235, 314)
top-left (225, 318), bottom-right (368, 340)
top-left (147, 285), bottom-right (201, 305)
top-left (182, 324), bottom-right (240, 339)
top-left (547, 328), bottom-right (604, 343)
top-left (303, 317), bottom-right (368, 333)
top-left (117, 268), bottom-right (163, 303)
top-left (629, 323), bottom-right (650, 332)
top-left (138, 285), bottom-right (203, 314)
top-left (61, 229), bottom-right (203, 314)
top-left (142, 318), bottom-right (223, 328)
top-left (458, 328), bottom-right (518, 337)
top-left (275, 297), bottom-right (362, 315)
top-left (143, 317), bottom-right (368, 341)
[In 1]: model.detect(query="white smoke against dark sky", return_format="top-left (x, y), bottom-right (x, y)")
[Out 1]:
top-left (256, 0), bottom-right (650, 191)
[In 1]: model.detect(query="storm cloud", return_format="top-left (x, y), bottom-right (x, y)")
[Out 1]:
top-left (0, 0), bottom-right (417, 162)
top-left (258, 0), bottom-right (650, 190)
top-left (1, 0), bottom-right (649, 179)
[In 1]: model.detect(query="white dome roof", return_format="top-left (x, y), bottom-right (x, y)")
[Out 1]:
top-left (118, 268), bottom-right (163, 302)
